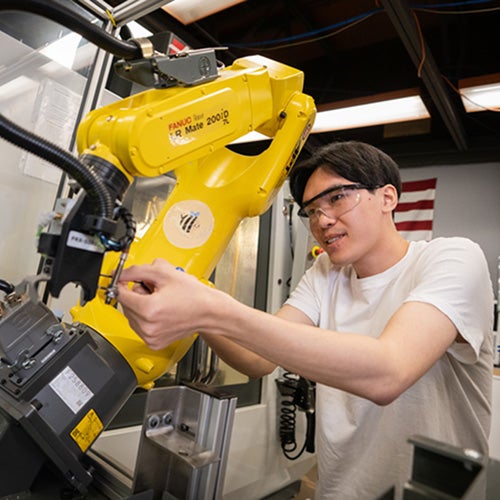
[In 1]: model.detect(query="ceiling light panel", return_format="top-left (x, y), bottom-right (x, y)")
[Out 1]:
top-left (163, 0), bottom-right (246, 24)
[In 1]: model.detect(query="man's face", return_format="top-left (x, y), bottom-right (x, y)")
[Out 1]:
top-left (302, 167), bottom-right (383, 269)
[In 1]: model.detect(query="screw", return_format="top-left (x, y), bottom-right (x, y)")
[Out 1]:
top-left (162, 413), bottom-right (173, 426)
top-left (147, 414), bottom-right (161, 429)
top-left (47, 325), bottom-right (63, 343)
top-left (21, 358), bottom-right (35, 370)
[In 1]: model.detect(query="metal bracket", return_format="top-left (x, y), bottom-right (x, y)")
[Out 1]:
top-left (403, 435), bottom-right (487, 499)
top-left (114, 49), bottom-right (220, 88)
top-left (132, 384), bottom-right (237, 499)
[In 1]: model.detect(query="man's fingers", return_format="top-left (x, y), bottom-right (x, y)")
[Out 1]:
top-left (116, 281), bottom-right (152, 308)
top-left (119, 264), bottom-right (156, 284)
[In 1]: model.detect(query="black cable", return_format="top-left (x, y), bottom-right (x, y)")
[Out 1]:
top-left (0, 0), bottom-right (142, 60)
top-left (288, 200), bottom-right (294, 260)
top-left (119, 24), bottom-right (133, 42)
top-left (99, 206), bottom-right (136, 251)
top-left (0, 279), bottom-right (15, 295)
top-left (279, 401), bottom-right (308, 461)
top-left (0, 113), bottom-right (113, 218)
top-left (277, 372), bottom-right (309, 460)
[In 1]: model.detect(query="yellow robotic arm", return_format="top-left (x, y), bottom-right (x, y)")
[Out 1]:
top-left (0, 5), bottom-right (315, 491)
top-left (72, 55), bottom-right (316, 388)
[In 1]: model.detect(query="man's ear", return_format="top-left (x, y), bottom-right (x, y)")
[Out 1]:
top-left (380, 184), bottom-right (399, 213)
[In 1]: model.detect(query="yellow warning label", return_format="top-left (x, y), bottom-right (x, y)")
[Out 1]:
top-left (70, 408), bottom-right (104, 452)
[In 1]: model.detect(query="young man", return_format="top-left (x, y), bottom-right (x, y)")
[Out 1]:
top-left (117, 141), bottom-right (494, 499)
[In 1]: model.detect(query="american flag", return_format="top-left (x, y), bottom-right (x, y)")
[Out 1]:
top-left (395, 178), bottom-right (437, 241)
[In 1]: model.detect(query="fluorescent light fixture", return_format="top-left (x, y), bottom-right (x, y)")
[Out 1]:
top-left (232, 90), bottom-right (430, 143)
top-left (163, 0), bottom-right (246, 24)
top-left (459, 74), bottom-right (500, 112)
top-left (313, 91), bottom-right (430, 133)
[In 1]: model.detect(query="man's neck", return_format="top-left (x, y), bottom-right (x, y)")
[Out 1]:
top-left (354, 232), bottom-right (410, 279)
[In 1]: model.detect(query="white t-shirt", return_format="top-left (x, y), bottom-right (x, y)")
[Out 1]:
top-left (285, 237), bottom-right (494, 499)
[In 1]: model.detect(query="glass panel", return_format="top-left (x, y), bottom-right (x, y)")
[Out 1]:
top-left (0, 8), bottom-right (101, 284)
top-left (213, 216), bottom-right (260, 386)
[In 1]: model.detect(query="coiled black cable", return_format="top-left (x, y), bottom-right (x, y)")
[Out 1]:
top-left (0, 113), bottom-right (113, 218)
top-left (0, 0), bottom-right (142, 60)
top-left (277, 372), bottom-right (308, 460)
top-left (279, 398), bottom-right (301, 456)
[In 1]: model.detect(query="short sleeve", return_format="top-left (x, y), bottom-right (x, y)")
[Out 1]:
top-left (285, 253), bottom-right (333, 326)
top-left (404, 238), bottom-right (494, 363)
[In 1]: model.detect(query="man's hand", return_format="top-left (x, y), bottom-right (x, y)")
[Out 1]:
top-left (116, 259), bottom-right (211, 350)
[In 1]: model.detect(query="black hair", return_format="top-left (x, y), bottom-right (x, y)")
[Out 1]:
top-left (289, 140), bottom-right (402, 206)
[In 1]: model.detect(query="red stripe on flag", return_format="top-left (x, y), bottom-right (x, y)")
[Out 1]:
top-left (396, 220), bottom-right (433, 231)
top-left (396, 177), bottom-right (437, 240)
top-left (396, 199), bottom-right (434, 212)
top-left (401, 178), bottom-right (437, 192)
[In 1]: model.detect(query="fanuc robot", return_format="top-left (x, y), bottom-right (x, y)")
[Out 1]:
top-left (0, 1), bottom-right (316, 496)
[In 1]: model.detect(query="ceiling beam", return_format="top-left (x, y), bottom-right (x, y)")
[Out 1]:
top-left (379, 0), bottom-right (468, 151)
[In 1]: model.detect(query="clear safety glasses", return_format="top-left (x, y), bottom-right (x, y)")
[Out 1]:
top-left (297, 184), bottom-right (381, 223)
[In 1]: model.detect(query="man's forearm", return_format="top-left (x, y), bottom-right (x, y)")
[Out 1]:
top-left (200, 332), bottom-right (276, 379)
